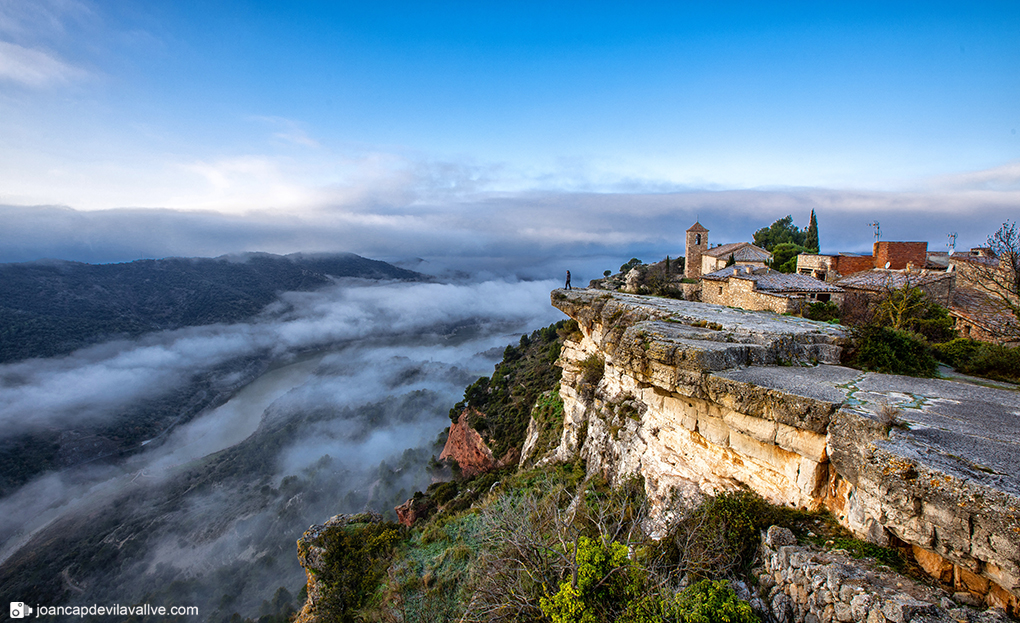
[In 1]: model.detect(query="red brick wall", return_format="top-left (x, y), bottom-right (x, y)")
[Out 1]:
top-left (833, 255), bottom-right (873, 276)
top-left (874, 242), bottom-right (927, 270)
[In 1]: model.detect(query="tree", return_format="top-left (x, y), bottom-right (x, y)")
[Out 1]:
top-left (805, 210), bottom-right (819, 252)
top-left (620, 258), bottom-right (642, 273)
top-left (725, 253), bottom-right (736, 267)
top-left (753, 215), bottom-right (806, 252)
top-left (963, 221), bottom-right (1020, 342)
top-left (770, 243), bottom-right (809, 273)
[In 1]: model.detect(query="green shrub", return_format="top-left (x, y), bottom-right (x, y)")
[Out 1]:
top-left (674, 580), bottom-right (759, 623)
top-left (578, 354), bottom-right (605, 401)
top-left (933, 338), bottom-right (1020, 383)
top-left (317, 520), bottom-right (403, 622)
top-left (540, 536), bottom-right (641, 623)
top-left (805, 301), bottom-right (839, 322)
top-left (873, 286), bottom-right (956, 343)
top-left (845, 325), bottom-right (937, 377)
top-left (651, 490), bottom-right (810, 581)
top-left (931, 337), bottom-right (980, 367)
top-left (621, 580), bottom-right (759, 623)
top-left (830, 538), bottom-right (904, 572)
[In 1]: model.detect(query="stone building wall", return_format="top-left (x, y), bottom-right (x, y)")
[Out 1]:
top-left (702, 278), bottom-right (802, 314)
top-left (686, 226), bottom-right (708, 280)
top-left (700, 276), bottom-right (835, 315)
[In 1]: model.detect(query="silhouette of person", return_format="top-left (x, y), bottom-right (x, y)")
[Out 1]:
top-left (565, 270), bottom-right (572, 290)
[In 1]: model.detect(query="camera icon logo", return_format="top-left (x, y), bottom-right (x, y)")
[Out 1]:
top-left (10, 602), bottom-right (33, 618)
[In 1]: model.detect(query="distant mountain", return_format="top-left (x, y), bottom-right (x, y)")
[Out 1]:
top-left (0, 252), bottom-right (423, 364)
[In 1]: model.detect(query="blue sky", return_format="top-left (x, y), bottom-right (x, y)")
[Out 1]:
top-left (0, 1), bottom-right (1018, 267)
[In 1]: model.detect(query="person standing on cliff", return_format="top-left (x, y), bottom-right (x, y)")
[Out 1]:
top-left (565, 270), bottom-right (572, 290)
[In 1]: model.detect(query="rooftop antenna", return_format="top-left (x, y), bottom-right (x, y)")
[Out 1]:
top-left (868, 221), bottom-right (881, 242)
top-left (947, 232), bottom-right (957, 256)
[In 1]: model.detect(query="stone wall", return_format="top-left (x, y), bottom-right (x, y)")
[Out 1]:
top-left (702, 276), bottom-right (804, 314)
top-left (753, 526), bottom-right (1010, 623)
top-left (548, 289), bottom-right (1020, 615)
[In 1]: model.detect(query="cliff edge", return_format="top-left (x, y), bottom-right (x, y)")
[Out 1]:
top-left (549, 288), bottom-right (1020, 615)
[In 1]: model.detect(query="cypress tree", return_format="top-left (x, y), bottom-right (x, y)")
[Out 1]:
top-left (805, 210), bottom-right (819, 252)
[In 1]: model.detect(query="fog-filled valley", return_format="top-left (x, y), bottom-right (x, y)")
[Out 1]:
top-left (0, 267), bottom-right (564, 620)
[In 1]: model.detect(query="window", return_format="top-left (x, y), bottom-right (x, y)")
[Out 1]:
top-left (718, 287), bottom-right (723, 295)
top-left (695, 234), bottom-right (702, 245)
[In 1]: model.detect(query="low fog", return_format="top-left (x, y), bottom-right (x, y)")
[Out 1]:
top-left (0, 276), bottom-right (565, 618)
top-left (3, 177), bottom-right (1018, 269)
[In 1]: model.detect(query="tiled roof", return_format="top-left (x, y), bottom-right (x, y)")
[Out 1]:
top-left (703, 242), bottom-right (771, 261)
top-left (950, 287), bottom-right (1018, 338)
top-left (702, 265), bottom-right (749, 281)
top-left (836, 269), bottom-right (951, 292)
top-left (950, 255), bottom-right (1000, 268)
top-left (703, 266), bottom-right (842, 292)
top-left (686, 221), bottom-right (708, 233)
top-left (746, 271), bottom-right (843, 293)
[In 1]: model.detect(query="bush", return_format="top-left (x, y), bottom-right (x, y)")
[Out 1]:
top-left (651, 490), bottom-right (805, 581)
top-left (933, 338), bottom-right (1020, 383)
top-left (845, 325), bottom-right (937, 377)
top-left (540, 536), bottom-right (641, 623)
top-left (317, 519), bottom-right (403, 622)
top-left (676, 580), bottom-right (759, 623)
top-left (578, 354), bottom-right (605, 401)
top-left (805, 301), bottom-right (839, 322)
top-left (931, 338), bottom-right (981, 368)
top-left (621, 580), bottom-right (759, 623)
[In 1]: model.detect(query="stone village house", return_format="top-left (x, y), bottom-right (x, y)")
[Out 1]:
top-left (685, 222), bottom-right (842, 313)
top-left (701, 265), bottom-right (844, 314)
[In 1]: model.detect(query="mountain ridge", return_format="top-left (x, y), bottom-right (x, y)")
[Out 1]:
top-left (0, 251), bottom-right (423, 364)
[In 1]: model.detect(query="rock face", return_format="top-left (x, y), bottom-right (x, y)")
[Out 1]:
top-left (394, 497), bottom-right (431, 528)
top-left (549, 288), bottom-right (1020, 615)
top-left (440, 409), bottom-right (497, 477)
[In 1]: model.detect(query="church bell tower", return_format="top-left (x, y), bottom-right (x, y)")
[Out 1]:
top-left (685, 221), bottom-right (708, 279)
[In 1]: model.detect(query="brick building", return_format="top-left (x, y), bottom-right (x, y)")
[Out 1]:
top-left (796, 253), bottom-right (874, 282)
top-left (874, 241), bottom-right (928, 270)
top-left (797, 241), bottom-right (931, 282)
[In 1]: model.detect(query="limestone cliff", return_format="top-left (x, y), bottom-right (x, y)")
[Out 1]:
top-left (547, 288), bottom-right (1020, 615)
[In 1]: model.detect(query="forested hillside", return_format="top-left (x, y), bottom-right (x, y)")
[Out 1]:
top-left (0, 252), bottom-right (421, 363)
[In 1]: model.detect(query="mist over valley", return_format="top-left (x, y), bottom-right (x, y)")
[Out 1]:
top-left (0, 254), bottom-right (563, 619)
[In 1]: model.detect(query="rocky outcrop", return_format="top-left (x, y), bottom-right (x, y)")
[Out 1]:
top-left (294, 512), bottom-right (384, 623)
top-left (440, 409), bottom-right (497, 477)
top-left (439, 408), bottom-right (519, 478)
top-left (394, 496), bottom-right (432, 528)
top-left (548, 288), bottom-right (1020, 615)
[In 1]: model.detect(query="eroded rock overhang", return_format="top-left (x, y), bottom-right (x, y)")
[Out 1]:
top-left (550, 288), bottom-right (1020, 613)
